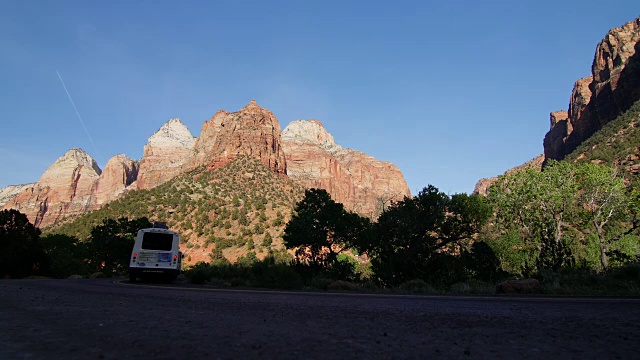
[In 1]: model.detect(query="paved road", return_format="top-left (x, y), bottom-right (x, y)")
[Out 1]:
top-left (1, 279), bottom-right (639, 359)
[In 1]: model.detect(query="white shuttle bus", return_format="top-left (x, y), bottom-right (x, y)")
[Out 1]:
top-left (129, 223), bottom-right (183, 282)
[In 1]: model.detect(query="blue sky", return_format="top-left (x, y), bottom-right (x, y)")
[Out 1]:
top-left (1, 1), bottom-right (638, 194)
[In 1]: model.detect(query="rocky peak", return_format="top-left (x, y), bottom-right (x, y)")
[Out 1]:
top-left (94, 154), bottom-right (138, 206)
top-left (39, 148), bottom-right (101, 185)
top-left (550, 110), bottom-right (569, 128)
top-left (242, 99), bottom-right (261, 111)
top-left (2, 148), bottom-right (102, 227)
top-left (282, 120), bottom-right (334, 143)
top-left (544, 17), bottom-right (640, 162)
top-left (593, 18), bottom-right (640, 85)
top-left (282, 120), bottom-right (343, 155)
top-left (136, 118), bottom-right (196, 190)
top-left (192, 101), bottom-right (287, 175)
top-left (102, 154), bottom-right (138, 185)
top-left (568, 76), bottom-right (593, 126)
top-left (590, 18), bottom-right (640, 124)
top-left (282, 119), bottom-right (410, 218)
top-left (147, 118), bottom-right (196, 149)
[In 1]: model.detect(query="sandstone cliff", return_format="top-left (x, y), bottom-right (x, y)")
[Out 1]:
top-left (0, 184), bottom-right (35, 208)
top-left (282, 120), bottom-right (411, 217)
top-left (136, 118), bottom-right (196, 190)
top-left (93, 154), bottom-right (138, 207)
top-left (1, 149), bottom-right (102, 227)
top-left (192, 100), bottom-right (287, 175)
top-left (1, 150), bottom-right (143, 227)
top-left (545, 18), bottom-right (640, 161)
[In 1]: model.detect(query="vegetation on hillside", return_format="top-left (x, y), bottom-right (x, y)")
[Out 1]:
top-left (566, 99), bottom-right (640, 181)
top-left (48, 156), bottom-right (305, 263)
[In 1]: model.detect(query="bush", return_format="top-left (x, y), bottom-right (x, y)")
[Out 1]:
top-left (250, 258), bottom-right (303, 289)
top-left (359, 280), bottom-right (378, 291)
top-left (327, 280), bottom-right (360, 291)
top-left (449, 282), bottom-right (471, 293)
top-left (398, 279), bottom-right (437, 294)
top-left (186, 262), bottom-right (213, 284)
top-left (610, 263), bottom-right (640, 281)
top-left (306, 276), bottom-right (335, 290)
top-left (230, 278), bottom-right (247, 287)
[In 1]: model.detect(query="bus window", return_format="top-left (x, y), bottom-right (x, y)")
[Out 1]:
top-left (141, 232), bottom-right (174, 251)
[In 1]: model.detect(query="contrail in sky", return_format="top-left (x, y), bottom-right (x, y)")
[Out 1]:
top-left (56, 70), bottom-right (99, 155)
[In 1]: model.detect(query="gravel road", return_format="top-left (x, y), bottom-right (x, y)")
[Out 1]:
top-left (1, 279), bottom-right (639, 359)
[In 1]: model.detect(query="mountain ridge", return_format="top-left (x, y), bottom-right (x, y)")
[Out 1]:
top-left (1, 101), bottom-right (410, 227)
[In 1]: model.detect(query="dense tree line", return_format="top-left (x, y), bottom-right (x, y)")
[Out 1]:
top-left (0, 210), bottom-right (150, 278)
top-left (0, 209), bottom-right (47, 278)
top-left (3, 158), bottom-right (639, 293)
top-left (281, 160), bottom-right (640, 289)
top-left (283, 187), bottom-right (499, 288)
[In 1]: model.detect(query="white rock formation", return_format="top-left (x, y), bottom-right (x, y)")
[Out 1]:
top-left (282, 120), bottom-right (410, 218)
top-left (136, 118), bottom-right (197, 189)
top-left (147, 118), bottom-right (197, 150)
top-left (0, 184), bottom-right (35, 207)
top-left (282, 119), bottom-right (345, 155)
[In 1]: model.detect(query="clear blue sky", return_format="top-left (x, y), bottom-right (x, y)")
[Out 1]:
top-left (1, 1), bottom-right (638, 194)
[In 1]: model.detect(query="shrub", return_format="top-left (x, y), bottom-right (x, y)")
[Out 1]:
top-left (449, 282), bottom-right (471, 293)
top-left (398, 279), bottom-right (437, 294)
top-left (249, 255), bottom-right (303, 289)
top-left (327, 280), bottom-right (360, 291)
top-left (306, 276), bottom-right (335, 290)
top-left (186, 262), bottom-right (213, 284)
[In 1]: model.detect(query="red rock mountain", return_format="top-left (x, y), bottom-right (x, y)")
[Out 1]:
top-left (1, 101), bottom-right (410, 226)
top-left (93, 154), bottom-right (138, 207)
top-left (545, 18), bottom-right (640, 161)
top-left (191, 100), bottom-right (287, 174)
top-left (282, 120), bottom-right (411, 217)
top-left (2, 149), bottom-right (102, 227)
top-left (0, 184), bottom-right (35, 208)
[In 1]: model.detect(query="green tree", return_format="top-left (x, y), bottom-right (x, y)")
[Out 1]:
top-left (232, 195), bottom-right (241, 207)
top-left (40, 234), bottom-right (88, 278)
top-left (87, 217), bottom-right (152, 276)
top-left (488, 161), bottom-right (578, 273)
top-left (283, 188), bottom-right (371, 268)
top-left (488, 161), bottom-right (637, 273)
top-left (209, 246), bottom-right (226, 263)
top-left (236, 251), bottom-right (258, 267)
top-left (369, 186), bottom-right (492, 286)
top-left (262, 232), bottom-right (273, 247)
top-left (576, 164), bottom-right (630, 269)
top-left (0, 209), bottom-right (47, 278)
